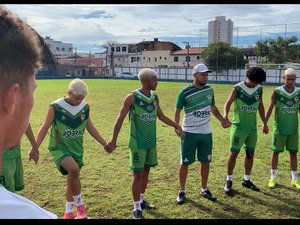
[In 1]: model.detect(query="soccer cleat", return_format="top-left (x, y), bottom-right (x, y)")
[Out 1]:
top-left (141, 200), bottom-right (156, 210)
top-left (268, 178), bottom-right (277, 188)
top-left (63, 212), bottom-right (76, 219)
top-left (75, 205), bottom-right (88, 219)
top-left (176, 191), bottom-right (186, 205)
top-left (291, 179), bottom-right (300, 190)
top-left (200, 189), bottom-right (217, 202)
top-left (133, 209), bottom-right (144, 219)
top-left (242, 179), bottom-right (260, 192)
top-left (224, 180), bottom-right (233, 194)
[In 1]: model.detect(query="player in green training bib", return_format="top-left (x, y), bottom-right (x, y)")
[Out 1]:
top-left (265, 68), bottom-right (300, 190)
top-left (174, 63), bottom-right (231, 205)
top-left (1, 123), bottom-right (39, 193)
top-left (223, 67), bottom-right (268, 195)
top-left (36, 78), bottom-right (108, 219)
top-left (105, 68), bottom-right (183, 219)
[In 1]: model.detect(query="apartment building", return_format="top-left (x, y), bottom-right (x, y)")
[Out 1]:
top-left (44, 36), bottom-right (73, 57)
top-left (208, 16), bottom-right (233, 46)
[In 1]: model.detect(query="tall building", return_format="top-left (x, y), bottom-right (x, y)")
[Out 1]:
top-left (208, 16), bottom-right (233, 46)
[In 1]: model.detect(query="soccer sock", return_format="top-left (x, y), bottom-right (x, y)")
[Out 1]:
top-left (140, 193), bottom-right (144, 202)
top-left (270, 169), bottom-right (277, 179)
top-left (226, 175), bottom-right (233, 181)
top-left (291, 171), bottom-right (298, 180)
top-left (201, 188), bottom-right (207, 193)
top-left (179, 189), bottom-right (185, 193)
top-left (65, 201), bottom-right (75, 213)
top-left (73, 194), bottom-right (84, 207)
top-left (133, 200), bottom-right (142, 211)
top-left (244, 175), bottom-right (250, 181)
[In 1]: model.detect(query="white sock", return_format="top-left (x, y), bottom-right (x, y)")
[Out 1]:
top-left (133, 200), bottom-right (142, 211)
top-left (227, 175), bottom-right (233, 181)
top-left (65, 201), bottom-right (74, 213)
top-left (271, 169), bottom-right (277, 179)
top-left (291, 171), bottom-right (298, 180)
top-left (244, 175), bottom-right (250, 181)
top-left (73, 194), bottom-right (84, 206)
top-left (179, 189), bottom-right (185, 193)
top-left (201, 188), bottom-right (207, 193)
top-left (140, 193), bottom-right (144, 202)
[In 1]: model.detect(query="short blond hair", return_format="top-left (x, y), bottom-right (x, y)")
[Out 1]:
top-left (138, 68), bottom-right (157, 82)
top-left (284, 68), bottom-right (296, 77)
top-left (68, 78), bottom-right (88, 96)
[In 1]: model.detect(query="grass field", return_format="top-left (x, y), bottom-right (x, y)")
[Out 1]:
top-left (19, 78), bottom-right (300, 219)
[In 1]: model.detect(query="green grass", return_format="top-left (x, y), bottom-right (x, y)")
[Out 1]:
top-left (19, 79), bottom-right (300, 219)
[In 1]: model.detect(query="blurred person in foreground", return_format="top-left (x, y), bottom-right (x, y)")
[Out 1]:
top-left (0, 5), bottom-right (57, 218)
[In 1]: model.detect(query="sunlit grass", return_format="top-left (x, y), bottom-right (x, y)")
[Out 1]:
top-left (19, 78), bottom-right (300, 219)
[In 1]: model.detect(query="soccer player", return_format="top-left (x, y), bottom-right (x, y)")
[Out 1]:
top-left (174, 63), bottom-right (230, 205)
top-left (0, 5), bottom-right (57, 218)
top-left (1, 123), bottom-right (39, 193)
top-left (105, 68), bottom-right (183, 219)
top-left (265, 68), bottom-right (300, 189)
top-left (223, 67), bottom-right (268, 195)
top-left (35, 78), bottom-right (108, 219)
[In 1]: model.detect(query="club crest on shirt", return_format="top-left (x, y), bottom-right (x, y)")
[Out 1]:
top-left (147, 105), bottom-right (153, 111)
top-left (207, 95), bottom-right (212, 102)
top-left (81, 114), bottom-right (85, 121)
top-left (295, 96), bottom-right (299, 102)
top-left (255, 94), bottom-right (260, 101)
top-left (153, 100), bottom-right (157, 107)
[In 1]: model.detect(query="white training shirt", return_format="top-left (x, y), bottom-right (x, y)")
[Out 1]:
top-left (0, 185), bottom-right (58, 219)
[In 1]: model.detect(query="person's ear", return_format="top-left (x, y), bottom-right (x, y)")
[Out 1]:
top-left (1, 83), bottom-right (19, 114)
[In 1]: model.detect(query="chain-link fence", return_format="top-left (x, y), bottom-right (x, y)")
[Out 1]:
top-left (36, 64), bottom-right (300, 86)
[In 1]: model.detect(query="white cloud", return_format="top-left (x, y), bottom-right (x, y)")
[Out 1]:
top-left (4, 4), bottom-right (300, 51)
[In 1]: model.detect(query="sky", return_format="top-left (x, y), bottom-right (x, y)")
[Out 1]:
top-left (3, 4), bottom-right (300, 53)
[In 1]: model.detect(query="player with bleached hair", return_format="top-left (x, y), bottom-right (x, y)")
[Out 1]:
top-left (105, 68), bottom-right (183, 219)
top-left (265, 68), bottom-right (300, 189)
top-left (36, 78), bottom-right (109, 219)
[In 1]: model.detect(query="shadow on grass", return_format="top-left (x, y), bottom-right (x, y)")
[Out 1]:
top-left (236, 187), bottom-right (300, 218)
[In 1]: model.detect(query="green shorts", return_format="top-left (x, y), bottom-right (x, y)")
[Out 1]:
top-left (0, 154), bottom-right (24, 192)
top-left (271, 133), bottom-right (298, 153)
top-left (180, 132), bottom-right (212, 165)
top-left (129, 148), bottom-right (158, 171)
top-left (230, 129), bottom-right (257, 152)
top-left (49, 148), bottom-right (83, 175)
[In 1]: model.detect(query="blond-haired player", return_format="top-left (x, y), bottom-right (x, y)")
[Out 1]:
top-left (265, 68), bottom-right (300, 189)
top-left (36, 78), bottom-right (108, 219)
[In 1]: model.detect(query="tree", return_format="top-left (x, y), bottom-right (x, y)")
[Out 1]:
top-left (201, 42), bottom-right (247, 71)
top-left (254, 36), bottom-right (299, 64)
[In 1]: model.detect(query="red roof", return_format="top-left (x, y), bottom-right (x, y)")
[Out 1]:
top-left (58, 58), bottom-right (103, 67)
top-left (171, 47), bottom-right (206, 55)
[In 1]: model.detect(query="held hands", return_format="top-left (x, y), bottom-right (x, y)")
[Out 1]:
top-left (28, 148), bottom-right (39, 164)
top-left (104, 141), bottom-right (116, 153)
top-left (262, 123), bottom-right (269, 134)
top-left (174, 126), bottom-right (184, 138)
top-left (221, 117), bottom-right (231, 128)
